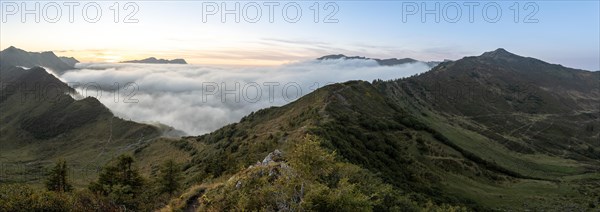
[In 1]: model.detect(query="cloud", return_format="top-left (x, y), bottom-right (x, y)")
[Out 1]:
top-left (59, 59), bottom-right (431, 135)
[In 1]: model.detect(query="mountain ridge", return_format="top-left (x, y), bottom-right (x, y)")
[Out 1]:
top-left (59, 56), bottom-right (79, 67)
top-left (0, 46), bottom-right (76, 74)
top-left (317, 54), bottom-right (442, 68)
top-left (159, 48), bottom-right (600, 210)
top-left (121, 57), bottom-right (187, 64)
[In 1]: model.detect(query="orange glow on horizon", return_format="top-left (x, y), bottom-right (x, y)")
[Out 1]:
top-left (54, 50), bottom-right (295, 67)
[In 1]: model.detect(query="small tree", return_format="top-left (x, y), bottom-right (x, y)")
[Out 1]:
top-left (89, 154), bottom-right (145, 209)
top-left (45, 159), bottom-right (72, 192)
top-left (288, 135), bottom-right (336, 180)
top-left (157, 160), bottom-right (182, 196)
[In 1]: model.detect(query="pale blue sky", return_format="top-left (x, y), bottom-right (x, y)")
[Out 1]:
top-left (1, 1), bottom-right (598, 69)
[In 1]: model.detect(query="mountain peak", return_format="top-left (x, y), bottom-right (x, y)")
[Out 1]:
top-left (0, 46), bottom-right (75, 73)
top-left (493, 48), bottom-right (509, 53)
top-left (3, 46), bottom-right (24, 52)
top-left (480, 48), bottom-right (521, 59)
top-left (41, 51), bottom-right (58, 57)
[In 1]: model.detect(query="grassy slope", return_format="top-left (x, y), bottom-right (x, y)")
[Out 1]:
top-left (139, 79), bottom-right (599, 210)
top-left (373, 50), bottom-right (600, 210)
top-left (0, 66), bottom-right (161, 187)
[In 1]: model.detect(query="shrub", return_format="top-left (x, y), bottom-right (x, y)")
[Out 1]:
top-left (0, 184), bottom-right (118, 211)
top-left (194, 135), bottom-right (423, 211)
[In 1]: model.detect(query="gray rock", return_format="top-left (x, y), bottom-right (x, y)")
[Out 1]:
top-left (261, 149), bottom-right (283, 165)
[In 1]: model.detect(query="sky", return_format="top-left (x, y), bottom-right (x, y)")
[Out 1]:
top-left (0, 0), bottom-right (599, 70)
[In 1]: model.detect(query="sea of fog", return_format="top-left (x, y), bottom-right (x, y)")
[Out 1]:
top-left (57, 59), bottom-right (431, 135)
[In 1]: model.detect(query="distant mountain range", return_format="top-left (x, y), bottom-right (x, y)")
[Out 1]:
top-left (0, 46), bottom-right (76, 74)
top-left (121, 57), bottom-right (187, 64)
top-left (317, 54), bottom-right (443, 68)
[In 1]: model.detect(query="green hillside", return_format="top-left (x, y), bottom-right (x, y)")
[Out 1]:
top-left (0, 66), bottom-right (162, 187)
top-left (144, 49), bottom-right (599, 211)
top-left (1, 49), bottom-right (599, 211)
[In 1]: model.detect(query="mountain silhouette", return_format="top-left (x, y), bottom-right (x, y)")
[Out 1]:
top-left (121, 57), bottom-right (187, 64)
top-left (317, 54), bottom-right (441, 67)
top-left (0, 46), bottom-right (76, 74)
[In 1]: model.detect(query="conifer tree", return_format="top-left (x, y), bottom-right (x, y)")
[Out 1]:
top-left (45, 159), bottom-right (72, 192)
top-left (157, 159), bottom-right (182, 196)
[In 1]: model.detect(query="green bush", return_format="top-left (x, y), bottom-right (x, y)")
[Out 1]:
top-left (0, 184), bottom-right (119, 211)
top-left (194, 135), bottom-right (424, 211)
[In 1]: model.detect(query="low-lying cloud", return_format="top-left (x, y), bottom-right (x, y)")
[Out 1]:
top-left (59, 59), bottom-right (431, 135)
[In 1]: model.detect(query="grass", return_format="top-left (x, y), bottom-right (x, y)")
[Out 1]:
top-left (442, 173), bottom-right (577, 210)
top-left (420, 112), bottom-right (586, 180)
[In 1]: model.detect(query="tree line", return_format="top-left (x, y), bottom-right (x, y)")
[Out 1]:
top-left (1, 155), bottom-right (182, 211)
